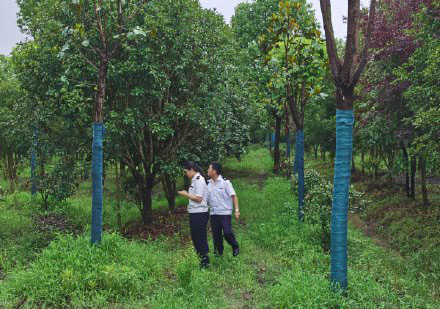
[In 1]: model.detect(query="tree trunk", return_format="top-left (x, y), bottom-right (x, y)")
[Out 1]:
top-left (352, 155), bottom-right (356, 173)
top-left (401, 144), bottom-right (410, 197)
top-left (91, 58), bottom-right (108, 244)
top-left (296, 130), bottom-right (305, 222)
top-left (7, 152), bottom-right (15, 193)
top-left (314, 146), bottom-right (318, 159)
top-left (269, 133), bottom-right (272, 153)
top-left (31, 127), bottom-right (38, 195)
top-left (162, 174), bottom-right (176, 211)
top-left (115, 162), bottom-right (123, 233)
top-left (320, 0), bottom-right (377, 291)
top-left (286, 129), bottom-right (291, 158)
top-left (419, 156), bottom-right (429, 206)
top-left (273, 115), bottom-right (282, 174)
top-left (361, 151), bottom-right (365, 173)
top-left (141, 186), bottom-right (153, 225)
top-left (91, 122), bottom-right (105, 244)
top-left (410, 156), bottom-right (416, 199)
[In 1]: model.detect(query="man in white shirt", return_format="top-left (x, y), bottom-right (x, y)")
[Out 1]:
top-left (207, 161), bottom-right (240, 257)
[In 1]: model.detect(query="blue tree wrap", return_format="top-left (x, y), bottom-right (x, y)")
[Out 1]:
top-left (293, 133), bottom-right (299, 174)
top-left (91, 122), bottom-right (104, 244)
top-left (296, 130), bottom-right (305, 222)
top-left (286, 130), bottom-right (291, 158)
top-left (271, 132), bottom-right (276, 147)
top-left (330, 110), bottom-right (354, 290)
top-left (31, 127), bottom-right (38, 195)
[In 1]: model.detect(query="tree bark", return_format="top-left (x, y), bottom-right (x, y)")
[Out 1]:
top-left (141, 186), bottom-right (153, 225)
top-left (269, 133), bottom-right (272, 153)
top-left (115, 162), bottom-right (123, 233)
top-left (7, 152), bottom-right (16, 193)
top-left (162, 174), bottom-right (176, 211)
top-left (352, 155), bottom-right (356, 173)
top-left (401, 143), bottom-right (410, 197)
top-left (361, 151), bottom-right (365, 173)
top-left (273, 114), bottom-right (282, 174)
top-left (419, 156), bottom-right (429, 206)
top-left (410, 156), bottom-right (417, 199)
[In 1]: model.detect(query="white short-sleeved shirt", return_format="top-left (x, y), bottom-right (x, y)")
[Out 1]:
top-left (207, 175), bottom-right (236, 215)
top-left (187, 173), bottom-right (209, 213)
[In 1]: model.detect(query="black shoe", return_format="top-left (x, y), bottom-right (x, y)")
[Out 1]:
top-left (200, 255), bottom-right (210, 268)
top-left (232, 246), bottom-right (239, 257)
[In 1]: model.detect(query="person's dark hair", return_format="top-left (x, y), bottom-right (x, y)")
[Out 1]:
top-left (182, 160), bottom-right (208, 184)
top-left (182, 160), bottom-right (197, 171)
top-left (210, 161), bottom-right (222, 175)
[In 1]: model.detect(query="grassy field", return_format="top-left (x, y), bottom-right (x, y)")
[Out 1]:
top-left (0, 147), bottom-right (439, 307)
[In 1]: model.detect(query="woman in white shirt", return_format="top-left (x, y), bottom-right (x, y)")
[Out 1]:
top-left (178, 161), bottom-right (210, 268)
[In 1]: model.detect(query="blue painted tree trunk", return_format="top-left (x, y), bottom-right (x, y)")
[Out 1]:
top-left (293, 134), bottom-right (298, 174)
top-left (91, 122), bottom-right (105, 244)
top-left (330, 110), bottom-right (354, 290)
top-left (31, 127), bottom-right (38, 196)
top-left (286, 129), bottom-right (291, 158)
top-left (296, 130), bottom-right (304, 222)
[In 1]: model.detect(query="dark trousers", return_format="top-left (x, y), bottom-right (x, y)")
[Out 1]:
top-left (210, 215), bottom-right (239, 255)
top-left (189, 212), bottom-right (210, 266)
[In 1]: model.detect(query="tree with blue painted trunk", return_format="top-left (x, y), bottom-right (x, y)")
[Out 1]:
top-left (319, 0), bottom-right (377, 290)
top-left (260, 1), bottom-right (326, 222)
top-left (51, 0), bottom-right (144, 243)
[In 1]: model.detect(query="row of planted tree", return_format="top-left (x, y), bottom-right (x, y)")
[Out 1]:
top-left (233, 0), bottom-right (439, 290)
top-left (0, 0), bottom-right (439, 291)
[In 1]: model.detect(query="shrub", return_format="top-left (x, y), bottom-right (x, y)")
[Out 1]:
top-left (0, 232), bottom-right (170, 307)
top-left (36, 159), bottom-right (81, 210)
top-left (363, 158), bottom-right (381, 178)
top-left (279, 155), bottom-right (294, 179)
top-left (290, 168), bottom-right (368, 250)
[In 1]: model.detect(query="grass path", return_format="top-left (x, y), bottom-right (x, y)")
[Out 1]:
top-left (1, 147), bottom-right (439, 307)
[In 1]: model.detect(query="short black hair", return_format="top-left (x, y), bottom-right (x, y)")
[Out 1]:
top-left (210, 161), bottom-right (222, 175)
top-left (183, 160), bottom-right (204, 174)
top-left (182, 160), bottom-right (197, 171)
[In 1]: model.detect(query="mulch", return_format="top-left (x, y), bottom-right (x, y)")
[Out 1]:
top-left (36, 214), bottom-right (83, 235)
top-left (123, 206), bottom-right (190, 241)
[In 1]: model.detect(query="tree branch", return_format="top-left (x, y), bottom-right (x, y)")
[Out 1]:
top-left (341, 0), bottom-right (361, 84)
top-left (351, 0), bottom-right (377, 87)
top-left (319, 0), bottom-right (342, 80)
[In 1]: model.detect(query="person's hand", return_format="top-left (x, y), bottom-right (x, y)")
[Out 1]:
top-left (177, 190), bottom-right (188, 197)
top-left (235, 210), bottom-right (240, 220)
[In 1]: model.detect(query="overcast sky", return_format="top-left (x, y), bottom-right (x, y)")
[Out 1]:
top-left (1, 0), bottom-right (369, 55)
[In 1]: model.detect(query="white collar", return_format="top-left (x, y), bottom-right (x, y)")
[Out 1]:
top-left (192, 173), bottom-right (201, 181)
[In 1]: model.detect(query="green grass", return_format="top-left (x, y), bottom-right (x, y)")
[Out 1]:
top-left (305, 149), bottom-right (440, 299)
top-left (0, 147), bottom-right (439, 307)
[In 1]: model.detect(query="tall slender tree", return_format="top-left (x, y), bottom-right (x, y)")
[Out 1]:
top-left (319, 0), bottom-right (377, 290)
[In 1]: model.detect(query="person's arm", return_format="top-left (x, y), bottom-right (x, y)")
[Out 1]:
top-left (226, 181), bottom-right (239, 219)
top-left (177, 190), bottom-right (203, 203)
top-left (232, 195), bottom-right (240, 220)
